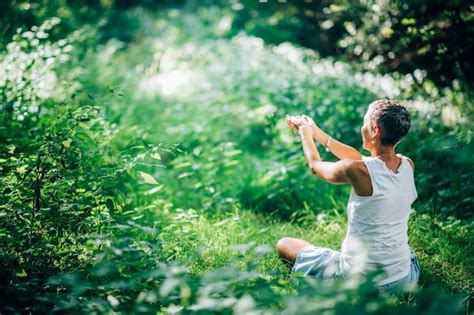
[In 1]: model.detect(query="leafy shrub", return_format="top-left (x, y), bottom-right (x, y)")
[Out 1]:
top-left (0, 19), bottom-right (162, 311)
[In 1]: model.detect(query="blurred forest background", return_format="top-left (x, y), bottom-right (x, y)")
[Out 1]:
top-left (0, 0), bottom-right (473, 313)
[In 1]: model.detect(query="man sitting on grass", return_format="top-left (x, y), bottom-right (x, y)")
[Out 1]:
top-left (277, 99), bottom-right (420, 293)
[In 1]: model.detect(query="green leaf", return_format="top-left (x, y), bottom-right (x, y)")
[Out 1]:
top-left (151, 152), bottom-right (161, 160)
top-left (16, 165), bottom-right (28, 174)
top-left (174, 161), bottom-right (192, 169)
top-left (224, 149), bottom-right (242, 157)
top-left (401, 18), bottom-right (416, 26)
top-left (146, 184), bottom-right (164, 195)
top-left (7, 145), bottom-right (15, 155)
top-left (224, 160), bottom-right (239, 167)
top-left (138, 171), bottom-right (158, 184)
top-left (177, 172), bottom-right (191, 179)
top-left (62, 139), bottom-right (72, 148)
top-left (16, 269), bottom-right (28, 278)
top-left (107, 295), bottom-right (120, 307)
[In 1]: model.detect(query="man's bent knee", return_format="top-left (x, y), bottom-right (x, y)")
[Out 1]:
top-left (276, 237), bottom-right (297, 269)
top-left (276, 237), bottom-right (291, 256)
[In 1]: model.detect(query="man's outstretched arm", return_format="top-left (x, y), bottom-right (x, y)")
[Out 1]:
top-left (310, 123), bottom-right (363, 161)
top-left (287, 115), bottom-right (362, 161)
top-left (299, 124), bottom-right (354, 184)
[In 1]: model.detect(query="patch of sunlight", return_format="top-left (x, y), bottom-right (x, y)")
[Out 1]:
top-left (33, 71), bottom-right (57, 99)
top-left (160, 69), bottom-right (191, 96)
top-left (98, 39), bottom-right (125, 64)
top-left (159, 48), bottom-right (179, 72)
top-left (217, 16), bottom-right (232, 32)
top-left (273, 42), bottom-right (304, 65)
top-left (353, 72), bottom-right (401, 98)
top-left (232, 34), bottom-right (264, 52)
top-left (137, 66), bottom-right (194, 99)
top-left (246, 104), bottom-right (276, 122)
top-left (404, 99), bottom-right (466, 128)
top-left (441, 105), bottom-right (463, 127)
top-left (276, 119), bottom-right (294, 145)
top-left (312, 60), bottom-right (349, 78)
top-left (311, 59), bottom-right (405, 98)
top-left (274, 42), bottom-right (319, 74)
top-left (136, 44), bottom-right (207, 99)
top-left (408, 99), bottom-right (436, 115)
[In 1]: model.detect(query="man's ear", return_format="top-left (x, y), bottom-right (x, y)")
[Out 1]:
top-left (371, 124), bottom-right (380, 138)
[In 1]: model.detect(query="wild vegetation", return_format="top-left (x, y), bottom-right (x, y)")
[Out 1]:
top-left (0, 1), bottom-right (472, 314)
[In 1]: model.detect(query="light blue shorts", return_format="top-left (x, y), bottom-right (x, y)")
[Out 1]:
top-left (377, 248), bottom-right (420, 293)
top-left (291, 245), bottom-right (420, 292)
top-left (291, 246), bottom-right (345, 279)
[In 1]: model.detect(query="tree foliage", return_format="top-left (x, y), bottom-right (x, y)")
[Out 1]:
top-left (227, 0), bottom-right (474, 92)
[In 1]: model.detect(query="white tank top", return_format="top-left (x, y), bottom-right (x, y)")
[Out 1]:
top-left (341, 153), bottom-right (418, 285)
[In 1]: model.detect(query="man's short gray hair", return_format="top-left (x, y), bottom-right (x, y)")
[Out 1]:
top-left (368, 99), bottom-right (411, 146)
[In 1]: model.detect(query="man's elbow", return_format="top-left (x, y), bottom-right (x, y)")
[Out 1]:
top-left (352, 152), bottom-right (363, 160)
top-left (310, 159), bottom-right (353, 184)
top-left (325, 173), bottom-right (346, 184)
top-left (309, 166), bottom-right (343, 184)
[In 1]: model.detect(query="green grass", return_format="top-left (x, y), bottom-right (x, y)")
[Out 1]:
top-left (152, 201), bottom-right (472, 302)
top-left (158, 206), bottom-right (345, 274)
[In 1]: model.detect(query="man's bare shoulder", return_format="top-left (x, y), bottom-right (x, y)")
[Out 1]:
top-left (342, 159), bottom-right (369, 180)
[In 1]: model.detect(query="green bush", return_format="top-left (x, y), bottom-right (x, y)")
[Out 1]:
top-left (0, 19), bottom-right (162, 310)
